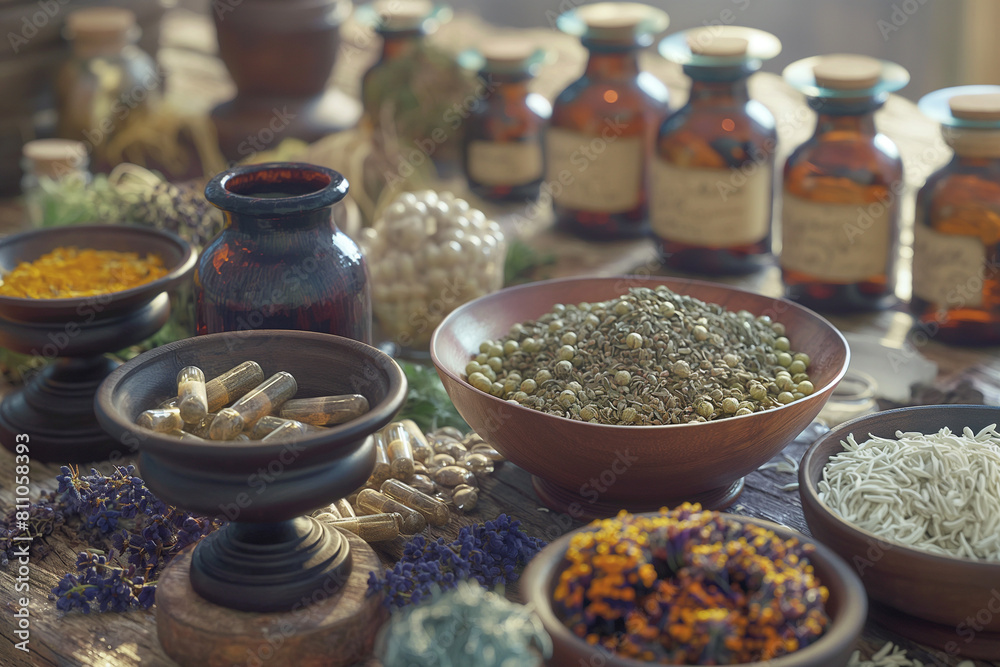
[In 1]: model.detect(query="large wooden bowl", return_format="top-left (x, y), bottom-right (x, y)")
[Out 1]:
top-left (431, 276), bottom-right (849, 517)
top-left (522, 512), bottom-right (867, 667)
top-left (799, 405), bottom-right (1000, 660)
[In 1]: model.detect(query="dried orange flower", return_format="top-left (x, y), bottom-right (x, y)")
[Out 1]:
top-left (0, 246), bottom-right (169, 299)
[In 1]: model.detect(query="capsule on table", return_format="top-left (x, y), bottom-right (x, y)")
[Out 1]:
top-left (137, 407), bottom-right (183, 433)
top-left (435, 426), bottom-right (465, 441)
top-left (384, 422), bottom-right (415, 479)
top-left (327, 512), bottom-right (402, 542)
top-left (434, 465), bottom-right (477, 488)
top-left (356, 489), bottom-right (426, 534)
top-left (184, 412), bottom-right (217, 439)
top-left (369, 432), bottom-right (392, 486)
top-left (164, 429), bottom-right (206, 442)
top-left (380, 478), bottom-right (450, 526)
top-left (470, 443), bottom-right (505, 463)
top-left (205, 361), bottom-right (265, 412)
top-left (208, 371), bottom-right (297, 440)
top-left (408, 473), bottom-right (437, 496)
top-left (452, 484), bottom-right (479, 512)
top-left (249, 415), bottom-right (324, 439)
top-left (333, 497), bottom-right (355, 519)
top-left (428, 453), bottom-right (456, 470)
top-left (177, 366), bottom-right (209, 424)
top-left (462, 452), bottom-right (494, 475)
top-left (260, 420), bottom-right (310, 442)
top-left (279, 394), bottom-right (369, 427)
top-left (400, 419), bottom-right (434, 462)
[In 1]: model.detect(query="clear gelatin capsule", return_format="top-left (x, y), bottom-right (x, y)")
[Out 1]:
top-left (380, 478), bottom-right (450, 526)
top-left (327, 512), bottom-right (402, 542)
top-left (205, 361), bottom-right (265, 412)
top-left (185, 412), bottom-right (217, 439)
top-left (280, 394), bottom-right (370, 426)
top-left (356, 489), bottom-right (426, 534)
top-left (333, 497), bottom-right (355, 519)
top-left (384, 422), bottom-right (415, 479)
top-left (177, 365), bottom-right (209, 424)
top-left (249, 415), bottom-right (323, 439)
top-left (164, 429), bottom-right (206, 442)
top-left (370, 432), bottom-right (392, 486)
top-left (433, 465), bottom-right (476, 488)
top-left (400, 419), bottom-right (434, 461)
top-left (260, 420), bottom-right (308, 442)
top-left (452, 484), bottom-right (479, 512)
top-left (409, 473), bottom-right (437, 496)
top-left (462, 452), bottom-right (494, 475)
top-left (428, 453), bottom-right (456, 470)
top-left (137, 407), bottom-right (183, 433)
top-left (208, 371), bottom-right (297, 440)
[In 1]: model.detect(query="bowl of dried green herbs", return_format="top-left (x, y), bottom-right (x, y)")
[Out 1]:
top-left (430, 276), bottom-right (849, 518)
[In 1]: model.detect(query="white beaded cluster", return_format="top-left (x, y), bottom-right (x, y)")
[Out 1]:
top-left (361, 190), bottom-right (506, 347)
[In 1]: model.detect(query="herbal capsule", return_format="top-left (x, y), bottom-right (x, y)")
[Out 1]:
top-left (381, 478), bottom-right (450, 526)
top-left (428, 453), bottom-right (456, 469)
top-left (462, 452), bottom-right (494, 475)
top-left (205, 361), bottom-right (265, 412)
top-left (400, 419), bottom-right (434, 462)
top-left (185, 412), bottom-right (217, 439)
top-left (137, 407), bottom-right (183, 433)
top-left (280, 394), bottom-right (370, 427)
top-left (431, 434), bottom-right (461, 454)
top-left (356, 489), bottom-right (426, 534)
top-left (436, 426), bottom-right (465, 440)
top-left (208, 371), bottom-right (297, 440)
top-left (164, 429), bottom-right (206, 442)
top-left (234, 433), bottom-right (251, 441)
top-left (250, 415), bottom-right (324, 439)
top-left (434, 465), bottom-right (476, 488)
top-left (328, 513), bottom-right (402, 542)
top-left (470, 443), bottom-right (505, 463)
top-left (409, 473), bottom-right (437, 496)
top-left (384, 422), bottom-right (415, 479)
top-left (177, 366), bottom-right (209, 424)
top-left (158, 396), bottom-right (180, 410)
top-left (370, 432), bottom-right (392, 486)
top-left (452, 484), bottom-right (479, 512)
top-left (260, 420), bottom-right (309, 442)
top-left (333, 497), bottom-right (355, 519)
top-left (439, 440), bottom-right (469, 460)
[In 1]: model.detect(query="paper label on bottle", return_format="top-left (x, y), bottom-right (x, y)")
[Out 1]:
top-left (467, 140), bottom-right (543, 187)
top-left (780, 193), bottom-right (891, 283)
top-left (912, 225), bottom-right (986, 308)
top-left (650, 160), bottom-right (771, 247)
top-left (545, 128), bottom-right (642, 213)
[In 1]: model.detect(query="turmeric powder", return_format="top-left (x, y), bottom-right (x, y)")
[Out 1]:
top-left (0, 246), bottom-right (169, 298)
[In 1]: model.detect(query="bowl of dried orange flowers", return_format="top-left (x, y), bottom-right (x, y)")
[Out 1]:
top-left (0, 224), bottom-right (195, 462)
top-left (522, 504), bottom-right (866, 667)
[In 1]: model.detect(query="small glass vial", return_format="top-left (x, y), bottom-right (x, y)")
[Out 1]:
top-left (781, 55), bottom-right (909, 312)
top-left (356, 488), bottom-right (426, 534)
top-left (20, 139), bottom-right (90, 227)
top-left (549, 2), bottom-right (670, 239)
top-left (208, 371), bottom-right (298, 440)
top-left (380, 478), bottom-right (450, 526)
top-left (137, 407), bottom-right (183, 433)
top-left (912, 86), bottom-right (1000, 344)
top-left (653, 27), bottom-right (781, 274)
top-left (177, 366), bottom-right (209, 424)
top-left (279, 394), bottom-right (369, 426)
top-left (56, 8), bottom-right (159, 163)
top-left (460, 40), bottom-right (550, 202)
top-left (205, 361), bottom-right (265, 412)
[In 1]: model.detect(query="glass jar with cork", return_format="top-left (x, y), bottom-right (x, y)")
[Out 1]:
top-left (548, 2), bottom-right (670, 240)
top-left (780, 54), bottom-right (909, 312)
top-left (459, 40), bottom-right (550, 203)
top-left (55, 7), bottom-right (160, 166)
top-left (912, 86), bottom-right (1000, 345)
top-left (20, 139), bottom-right (90, 227)
top-left (653, 27), bottom-right (781, 275)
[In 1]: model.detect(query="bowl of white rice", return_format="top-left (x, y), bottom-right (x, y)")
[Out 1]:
top-left (799, 404), bottom-right (1000, 660)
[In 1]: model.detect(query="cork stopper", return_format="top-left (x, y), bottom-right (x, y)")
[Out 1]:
top-left (66, 7), bottom-right (136, 43)
top-left (372, 0), bottom-right (434, 31)
top-left (688, 34), bottom-right (748, 57)
top-left (22, 139), bottom-right (88, 179)
top-left (573, 2), bottom-right (668, 42)
top-left (812, 54), bottom-right (883, 90)
top-left (480, 39), bottom-right (537, 71)
top-left (949, 93), bottom-right (1000, 122)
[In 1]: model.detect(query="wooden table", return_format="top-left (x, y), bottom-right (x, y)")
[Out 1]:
top-left (2, 6), bottom-right (1000, 667)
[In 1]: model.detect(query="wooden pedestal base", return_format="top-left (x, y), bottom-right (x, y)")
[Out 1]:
top-left (156, 531), bottom-right (387, 667)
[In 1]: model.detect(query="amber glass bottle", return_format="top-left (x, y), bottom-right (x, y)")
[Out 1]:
top-left (653, 27), bottom-right (781, 274)
top-left (780, 55), bottom-right (909, 312)
top-left (548, 3), bottom-right (669, 240)
top-left (461, 41), bottom-right (551, 202)
top-left (912, 86), bottom-right (1000, 345)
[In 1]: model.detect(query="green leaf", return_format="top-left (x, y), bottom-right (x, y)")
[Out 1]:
top-left (396, 360), bottom-right (468, 433)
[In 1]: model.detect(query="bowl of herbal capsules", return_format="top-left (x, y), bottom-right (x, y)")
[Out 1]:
top-left (431, 276), bottom-right (849, 518)
top-left (800, 404), bottom-right (1000, 660)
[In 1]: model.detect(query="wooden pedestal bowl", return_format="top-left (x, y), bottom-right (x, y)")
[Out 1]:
top-left (800, 405), bottom-right (1000, 660)
top-left (0, 224), bottom-right (195, 462)
top-left (431, 276), bottom-right (849, 519)
top-left (95, 329), bottom-right (406, 613)
top-left (521, 512), bottom-right (867, 667)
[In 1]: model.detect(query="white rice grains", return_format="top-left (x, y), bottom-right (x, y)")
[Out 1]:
top-left (817, 424), bottom-right (1000, 561)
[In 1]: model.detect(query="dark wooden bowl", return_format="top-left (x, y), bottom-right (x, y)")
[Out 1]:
top-left (95, 329), bottom-right (407, 520)
top-left (799, 405), bottom-right (1000, 660)
top-left (0, 224), bottom-right (195, 327)
top-left (430, 276), bottom-right (849, 517)
top-left (522, 512), bottom-right (867, 667)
